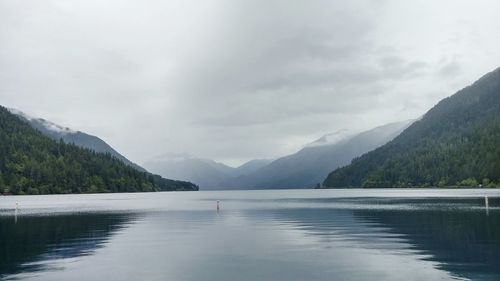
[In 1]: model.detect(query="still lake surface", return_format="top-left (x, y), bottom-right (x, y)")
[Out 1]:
top-left (1, 189), bottom-right (500, 281)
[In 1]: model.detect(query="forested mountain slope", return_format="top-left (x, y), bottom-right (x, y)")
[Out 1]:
top-left (323, 67), bottom-right (500, 188)
top-left (9, 108), bottom-right (146, 172)
top-left (0, 106), bottom-right (198, 194)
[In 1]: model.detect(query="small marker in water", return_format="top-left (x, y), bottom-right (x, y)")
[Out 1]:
top-left (216, 200), bottom-right (220, 212)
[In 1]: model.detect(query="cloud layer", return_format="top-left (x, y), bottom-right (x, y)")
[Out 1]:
top-left (1, 0), bottom-right (500, 165)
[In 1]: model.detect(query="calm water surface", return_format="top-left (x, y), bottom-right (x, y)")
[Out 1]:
top-left (1, 189), bottom-right (500, 281)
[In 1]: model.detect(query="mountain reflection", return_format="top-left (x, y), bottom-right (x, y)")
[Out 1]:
top-left (354, 206), bottom-right (500, 280)
top-left (0, 212), bottom-right (134, 278)
top-left (259, 197), bottom-right (500, 280)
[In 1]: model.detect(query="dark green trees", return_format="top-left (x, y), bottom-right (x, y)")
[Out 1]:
top-left (0, 106), bottom-right (198, 194)
top-left (323, 67), bottom-right (500, 188)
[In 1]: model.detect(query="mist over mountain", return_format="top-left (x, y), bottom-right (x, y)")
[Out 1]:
top-left (8, 108), bottom-right (146, 172)
top-left (219, 120), bottom-right (413, 189)
top-left (143, 153), bottom-right (272, 189)
top-left (235, 159), bottom-right (274, 176)
top-left (323, 67), bottom-right (500, 188)
top-left (0, 106), bottom-right (198, 194)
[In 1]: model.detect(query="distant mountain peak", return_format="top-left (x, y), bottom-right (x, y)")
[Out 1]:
top-left (305, 129), bottom-right (353, 148)
top-left (143, 155), bottom-right (273, 190)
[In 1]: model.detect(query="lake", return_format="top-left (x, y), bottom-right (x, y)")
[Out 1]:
top-left (1, 189), bottom-right (500, 281)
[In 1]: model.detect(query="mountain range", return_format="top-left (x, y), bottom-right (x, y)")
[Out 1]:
top-left (5, 66), bottom-right (499, 192)
top-left (323, 67), bottom-right (500, 188)
top-left (218, 120), bottom-right (413, 189)
top-left (143, 154), bottom-right (272, 189)
top-left (145, 120), bottom-right (412, 190)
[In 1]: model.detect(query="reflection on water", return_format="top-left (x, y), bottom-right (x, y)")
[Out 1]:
top-left (0, 213), bottom-right (135, 279)
top-left (262, 204), bottom-right (500, 280)
top-left (354, 207), bottom-right (500, 280)
top-left (0, 191), bottom-right (499, 281)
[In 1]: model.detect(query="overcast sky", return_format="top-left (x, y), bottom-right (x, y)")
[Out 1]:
top-left (1, 0), bottom-right (499, 166)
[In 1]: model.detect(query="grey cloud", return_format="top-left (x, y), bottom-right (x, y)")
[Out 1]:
top-left (438, 60), bottom-right (463, 78)
top-left (1, 0), bottom-right (500, 165)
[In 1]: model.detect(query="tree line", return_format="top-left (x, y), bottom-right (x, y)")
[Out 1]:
top-left (0, 106), bottom-right (198, 194)
top-left (323, 67), bottom-right (500, 188)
